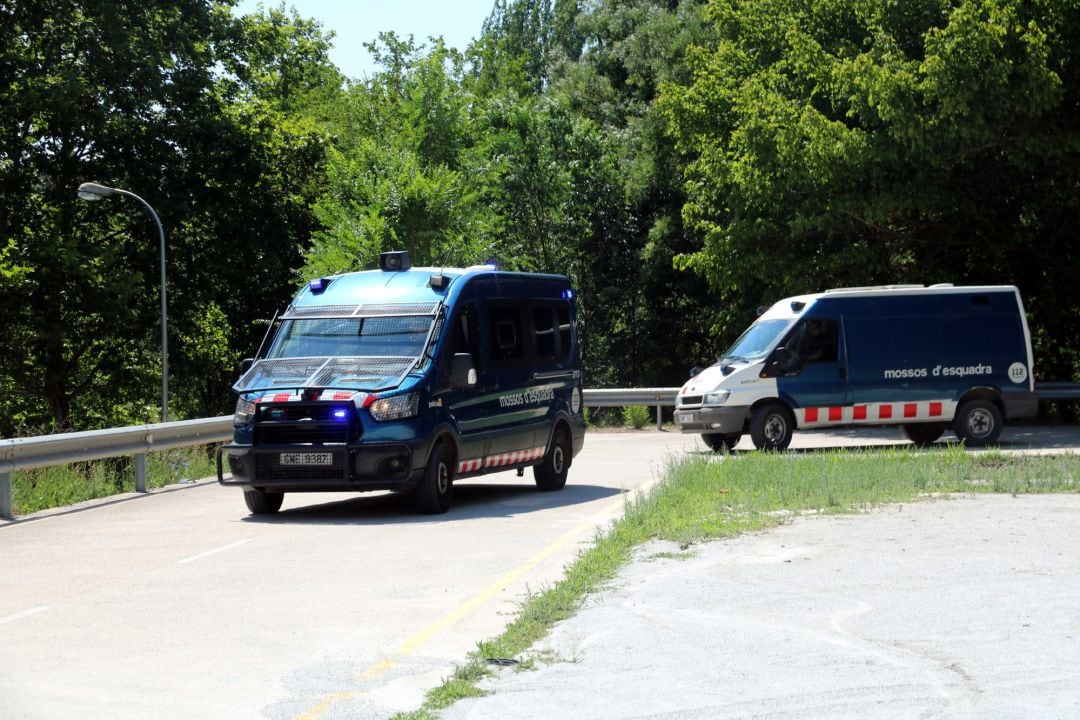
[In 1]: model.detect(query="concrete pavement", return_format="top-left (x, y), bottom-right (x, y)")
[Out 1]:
top-left (441, 426), bottom-right (1080, 720)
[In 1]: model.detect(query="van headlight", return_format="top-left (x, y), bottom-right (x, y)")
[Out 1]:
top-left (368, 392), bottom-right (420, 421)
top-left (233, 397), bottom-right (256, 427)
top-left (704, 390), bottom-right (730, 405)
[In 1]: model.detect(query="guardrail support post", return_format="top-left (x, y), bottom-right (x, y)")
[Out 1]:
top-left (656, 404), bottom-right (662, 431)
top-left (1, 472), bottom-right (12, 520)
top-left (134, 453), bottom-right (148, 493)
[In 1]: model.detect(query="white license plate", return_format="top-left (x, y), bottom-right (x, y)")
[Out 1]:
top-left (280, 452), bottom-right (333, 466)
top-left (676, 412), bottom-right (695, 424)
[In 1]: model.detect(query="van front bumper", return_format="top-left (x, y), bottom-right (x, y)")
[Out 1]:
top-left (673, 405), bottom-right (746, 435)
top-left (217, 440), bottom-right (430, 493)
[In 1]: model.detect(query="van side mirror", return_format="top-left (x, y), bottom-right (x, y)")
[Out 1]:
top-left (450, 353), bottom-right (477, 388)
top-left (240, 357), bottom-right (254, 374)
top-left (761, 347), bottom-right (793, 378)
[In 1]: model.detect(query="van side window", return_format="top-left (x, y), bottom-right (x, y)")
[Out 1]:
top-left (450, 303), bottom-right (480, 364)
top-left (489, 306), bottom-right (524, 366)
top-left (533, 306), bottom-right (557, 358)
top-left (793, 318), bottom-right (839, 364)
top-left (557, 306), bottom-right (572, 357)
top-left (438, 303), bottom-right (481, 391)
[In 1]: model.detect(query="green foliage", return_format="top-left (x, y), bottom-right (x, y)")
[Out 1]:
top-left (0, 1), bottom-right (340, 433)
top-left (7, 0), bottom-right (1080, 439)
top-left (660, 0), bottom-right (1080, 376)
top-left (468, 0), bottom-right (557, 97)
top-left (622, 405), bottom-right (651, 428)
top-left (303, 35), bottom-right (486, 276)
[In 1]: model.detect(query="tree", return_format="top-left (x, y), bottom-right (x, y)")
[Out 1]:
top-left (661, 0), bottom-right (1080, 378)
top-left (468, 0), bottom-right (556, 97)
top-left (0, 1), bottom-right (341, 432)
top-left (303, 35), bottom-right (485, 277)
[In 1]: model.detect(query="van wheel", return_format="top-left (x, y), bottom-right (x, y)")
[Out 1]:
top-left (701, 433), bottom-right (740, 452)
top-left (244, 489), bottom-right (284, 515)
top-left (902, 423), bottom-right (946, 448)
top-left (749, 403), bottom-right (794, 451)
top-left (416, 440), bottom-right (454, 514)
top-left (953, 399), bottom-right (1003, 447)
top-left (534, 427), bottom-right (571, 492)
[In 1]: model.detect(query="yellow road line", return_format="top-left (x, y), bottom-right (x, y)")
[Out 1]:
top-left (294, 480), bottom-right (655, 720)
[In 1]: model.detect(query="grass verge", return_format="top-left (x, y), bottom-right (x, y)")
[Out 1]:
top-left (11, 445), bottom-right (219, 516)
top-left (394, 445), bottom-right (1080, 719)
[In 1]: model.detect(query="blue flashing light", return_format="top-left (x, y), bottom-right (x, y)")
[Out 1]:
top-left (309, 277), bottom-right (330, 294)
top-left (333, 409), bottom-right (347, 419)
top-left (562, 289), bottom-right (575, 300)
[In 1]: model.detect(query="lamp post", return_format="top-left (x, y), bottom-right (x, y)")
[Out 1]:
top-left (77, 182), bottom-right (169, 422)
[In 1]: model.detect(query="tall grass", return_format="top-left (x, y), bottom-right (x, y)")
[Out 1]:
top-left (397, 447), bottom-right (1080, 718)
top-left (11, 445), bottom-right (219, 516)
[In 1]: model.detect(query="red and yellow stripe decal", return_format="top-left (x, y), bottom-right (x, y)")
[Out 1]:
top-left (797, 400), bottom-right (957, 428)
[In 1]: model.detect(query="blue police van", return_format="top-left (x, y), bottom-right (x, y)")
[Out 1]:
top-left (218, 252), bottom-right (586, 514)
top-left (674, 284), bottom-right (1037, 450)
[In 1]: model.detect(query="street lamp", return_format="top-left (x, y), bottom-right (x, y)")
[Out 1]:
top-left (77, 182), bottom-right (169, 422)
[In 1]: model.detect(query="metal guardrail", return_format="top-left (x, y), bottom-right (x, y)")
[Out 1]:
top-left (2, 382), bottom-right (1077, 520)
top-left (1034, 382), bottom-right (1080, 400)
top-left (1, 417), bottom-right (233, 520)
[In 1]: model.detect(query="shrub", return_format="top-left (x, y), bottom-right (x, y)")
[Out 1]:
top-left (622, 405), bottom-right (650, 429)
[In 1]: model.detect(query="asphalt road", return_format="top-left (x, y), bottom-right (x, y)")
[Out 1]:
top-left (2, 424), bottom-right (1079, 719)
top-left (0, 430), bottom-right (698, 720)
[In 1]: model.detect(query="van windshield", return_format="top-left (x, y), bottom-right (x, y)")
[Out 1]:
top-left (719, 319), bottom-right (791, 362)
top-left (268, 316), bottom-right (434, 359)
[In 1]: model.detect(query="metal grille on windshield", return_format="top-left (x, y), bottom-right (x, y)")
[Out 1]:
top-left (234, 356), bottom-right (415, 394)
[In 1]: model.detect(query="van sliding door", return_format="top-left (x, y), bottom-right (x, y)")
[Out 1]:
top-left (483, 303), bottom-right (545, 460)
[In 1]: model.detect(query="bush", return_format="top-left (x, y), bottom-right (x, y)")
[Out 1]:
top-left (622, 405), bottom-right (650, 429)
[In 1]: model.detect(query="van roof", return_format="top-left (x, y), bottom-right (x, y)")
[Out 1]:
top-left (291, 265), bottom-right (569, 310)
top-left (818, 283), bottom-right (1017, 298)
top-left (758, 284), bottom-right (1020, 321)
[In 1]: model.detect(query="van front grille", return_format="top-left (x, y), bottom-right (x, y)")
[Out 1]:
top-left (679, 395), bottom-right (703, 406)
top-left (253, 402), bottom-right (359, 445)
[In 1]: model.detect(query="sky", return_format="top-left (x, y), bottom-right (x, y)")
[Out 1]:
top-left (232, 0), bottom-right (498, 79)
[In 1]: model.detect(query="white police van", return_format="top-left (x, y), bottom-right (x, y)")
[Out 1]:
top-left (219, 252), bottom-right (586, 514)
top-left (674, 285), bottom-right (1037, 450)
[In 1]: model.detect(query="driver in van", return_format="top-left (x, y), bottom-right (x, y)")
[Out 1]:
top-left (801, 320), bottom-right (831, 362)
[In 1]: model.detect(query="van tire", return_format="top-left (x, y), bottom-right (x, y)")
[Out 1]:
top-left (244, 489), bottom-right (284, 515)
top-left (902, 423), bottom-right (946, 447)
top-left (534, 427), bottom-right (570, 491)
top-left (749, 403), bottom-right (794, 451)
top-left (416, 440), bottom-right (454, 514)
top-left (953, 399), bottom-right (1003, 447)
top-left (702, 433), bottom-right (740, 452)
